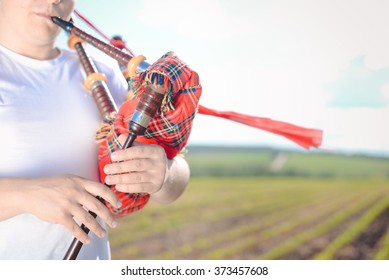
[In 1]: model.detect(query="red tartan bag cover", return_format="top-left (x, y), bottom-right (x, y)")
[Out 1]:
top-left (96, 52), bottom-right (201, 217)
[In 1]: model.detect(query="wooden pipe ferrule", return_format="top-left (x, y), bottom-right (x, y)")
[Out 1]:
top-left (67, 33), bottom-right (84, 50)
top-left (123, 55), bottom-right (146, 78)
top-left (84, 72), bottom-right (107, 91)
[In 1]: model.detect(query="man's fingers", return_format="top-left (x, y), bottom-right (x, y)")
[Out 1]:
top-left (78, 178), bottom-right (121, 209)
top-left (104, 159), bottom-right (153, 175)
top-left (72, 205), bottom-right (110, 238)
top-left (80, 195), bottom-right (118, 229)
top-left (105, 171), bottom-right (147, 186)
top-left (115, 182), bottom-right (160, 194)
top-left (110, 142), bottom-right (164, 162)
top-left (63, 217), bottom-right (91, 244)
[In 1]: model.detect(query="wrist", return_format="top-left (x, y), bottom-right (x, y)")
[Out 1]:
top-left (0, 177), bottom-right (29, 219)
top-left (152, 156), bottom-right (190, 204)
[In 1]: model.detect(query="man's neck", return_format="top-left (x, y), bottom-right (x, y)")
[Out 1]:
top-left (0, 31), bottom-right (59, 60)
top-left (0, 41), bottom-right (59, 60)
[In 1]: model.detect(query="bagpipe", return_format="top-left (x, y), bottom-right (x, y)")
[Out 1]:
top-left (52, 11), bottom-right (323, 259)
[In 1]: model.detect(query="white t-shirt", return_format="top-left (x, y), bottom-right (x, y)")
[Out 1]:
top-left (0, 44), bottom-right (128, 259)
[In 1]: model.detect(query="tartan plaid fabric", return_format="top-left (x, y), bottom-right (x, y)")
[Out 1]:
top-left (97, 52), bottom-right (202, 216)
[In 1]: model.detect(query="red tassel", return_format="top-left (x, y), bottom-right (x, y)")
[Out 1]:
top-left (198, 105), bottom-right (323, 149)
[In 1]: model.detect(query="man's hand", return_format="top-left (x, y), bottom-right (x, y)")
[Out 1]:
top-left (104, 135), bottom-right (167, 195)
top-left (20, 175), bottom-right (122, 244)
top-left (104, 135), bottom-right (190, 204)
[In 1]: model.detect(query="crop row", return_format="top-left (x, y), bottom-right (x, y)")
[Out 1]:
top-left (110, 178), bottom-right (389, 260)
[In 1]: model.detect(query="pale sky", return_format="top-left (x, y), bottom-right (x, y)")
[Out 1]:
top-left (60, 0), bottom-right (389, 155)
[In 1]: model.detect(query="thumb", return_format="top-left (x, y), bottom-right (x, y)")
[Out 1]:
top-left (117, 134), bottom-right (142, 148)
top-left (117, 134), bottom-right (127, 147)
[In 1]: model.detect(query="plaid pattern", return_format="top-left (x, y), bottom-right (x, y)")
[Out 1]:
top-left (97, 52), bottom-right (202, 216)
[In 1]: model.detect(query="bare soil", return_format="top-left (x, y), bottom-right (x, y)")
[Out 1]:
top-left (333, 206), bottom-right (389, 260)
top-left (279, 206), bottom-right (389, 260)
top-left (111, 199), bottom-right (389, 260)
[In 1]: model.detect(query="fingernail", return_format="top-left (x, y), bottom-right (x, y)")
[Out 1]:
top-left (100, 230), bottom-right (106, 238)
top-left (105, 176), bottom-right (113, 184)
top-left (104, 165), bottom-right (111, 174)
top-left (111, 153), bottom-right (118, 160)
top-left (112, 220), bottom-right (118, 228)
top-left (84, 238), bottom-right (91, 244)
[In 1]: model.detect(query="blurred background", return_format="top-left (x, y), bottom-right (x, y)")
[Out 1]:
top-left (60, 0), bottom-right (389, 259)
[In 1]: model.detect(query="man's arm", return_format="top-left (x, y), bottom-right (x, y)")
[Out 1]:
top-left (152, 155), bottom-right (190, 204)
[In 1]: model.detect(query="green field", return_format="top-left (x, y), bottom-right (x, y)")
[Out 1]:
top-left (184, 146), bottom-right (389, 179)
top-left (109, 146), bottom-right (389, 260)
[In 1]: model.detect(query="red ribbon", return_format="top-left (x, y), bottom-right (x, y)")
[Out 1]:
top-left (198, 105), bottom-right (322, 149)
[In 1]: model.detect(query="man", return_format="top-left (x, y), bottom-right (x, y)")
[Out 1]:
top-left (0, 0), bottom-right (190, 259)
